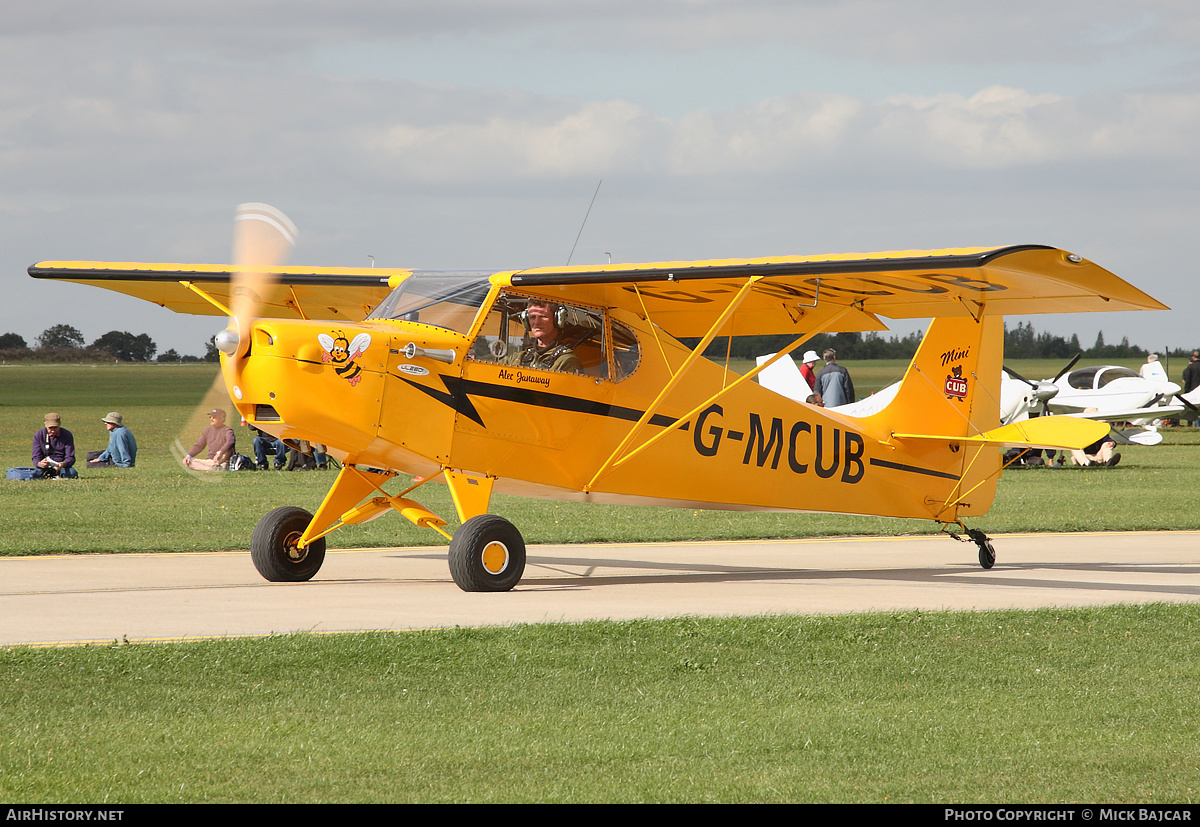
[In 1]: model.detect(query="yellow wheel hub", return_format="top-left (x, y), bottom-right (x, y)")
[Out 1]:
top-left (481, 541), bottom-right (509, 575)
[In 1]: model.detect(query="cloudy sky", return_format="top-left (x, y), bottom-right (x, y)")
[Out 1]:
top-left (3, 1), bottom-right (1198, 360)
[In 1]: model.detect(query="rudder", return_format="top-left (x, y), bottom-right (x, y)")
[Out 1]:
top-left (863, 315), bottom-right (1003, 440)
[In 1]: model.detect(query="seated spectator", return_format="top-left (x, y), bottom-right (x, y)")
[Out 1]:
top-left (183, 409), bottom-right (236, 471)
top-left (1070, 435), bottom-right (1120, 468)
top-left (32, 412), bottom-right (78, 479)
top-left (250, 425), bottom-right (287, 471)
top-left (88, 412), bottom-right (137, 468)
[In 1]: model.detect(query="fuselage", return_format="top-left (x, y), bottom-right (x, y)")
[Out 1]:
top-left (223, 272), bottom-right (1004, 524)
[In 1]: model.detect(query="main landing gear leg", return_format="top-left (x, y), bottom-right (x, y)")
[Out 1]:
top-left (945, 523), bottom-right (996, 570)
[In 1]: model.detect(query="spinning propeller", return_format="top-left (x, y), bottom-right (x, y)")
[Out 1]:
top-left (216, 203), bottom-right (298, 375)
top-left (174, 204), bottom-right (298, 471)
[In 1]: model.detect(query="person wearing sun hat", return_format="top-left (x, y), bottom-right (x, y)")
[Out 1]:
top-left (799, 350), bottom-right (820, 393)
top-left (32, 412), bottom-right (78, 478)
top-left (88, 411), bottom-right (138, 468)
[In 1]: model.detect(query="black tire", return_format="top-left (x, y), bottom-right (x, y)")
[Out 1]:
top-left (251, 506), bottom-right (326, 582)
top-left (978, 539), bottom-right (996, 570)
top-left (448, 514), bottom-right (526, 592)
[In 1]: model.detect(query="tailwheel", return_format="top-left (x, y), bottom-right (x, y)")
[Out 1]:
top-left (251, 506), bottom-right (327, 582)
top-left (448, 514), bottom-right (526, 592)
top-left (967, 528), bottom-right (996, 570)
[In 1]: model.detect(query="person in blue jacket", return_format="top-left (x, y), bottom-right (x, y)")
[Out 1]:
top-left (89, 411), bottom-right (138, 468)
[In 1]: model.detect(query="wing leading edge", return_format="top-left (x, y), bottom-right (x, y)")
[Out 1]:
top-left (31, 244), bottom-right (1167, 336)
top-left (28, 261), bottom-right (406, 322)
top-left (504, 245), bottom-right (1167, 338)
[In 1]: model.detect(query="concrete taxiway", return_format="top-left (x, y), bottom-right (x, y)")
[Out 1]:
top-left (2, 531), bottom-right (1199, 647)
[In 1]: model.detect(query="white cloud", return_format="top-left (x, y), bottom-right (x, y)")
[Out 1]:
top-left (3, 2), bottom-right (1200, 353)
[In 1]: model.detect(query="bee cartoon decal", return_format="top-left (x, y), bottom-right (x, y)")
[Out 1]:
top-left (319, 331), bottom-right (371, 386)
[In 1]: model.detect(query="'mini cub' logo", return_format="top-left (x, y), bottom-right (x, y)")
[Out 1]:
top-left (944, 365), bottom-right (968, 401)
top-left (319, 331), bottom-right (371, 387)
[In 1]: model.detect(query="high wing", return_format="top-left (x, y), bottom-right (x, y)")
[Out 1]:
top-left (504, 245), bottom-right (1167, 338)
top-left (31, 245), bottom-right (1166, 335)
top-left (28, 261), bottom-right (406, 322)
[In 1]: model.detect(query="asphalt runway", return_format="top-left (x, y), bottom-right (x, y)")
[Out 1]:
top-left (3, 531), bottom-right (1199, 647)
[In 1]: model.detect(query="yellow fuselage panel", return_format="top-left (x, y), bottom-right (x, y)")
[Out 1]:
top-left (227, 315), bottom-right (996, 522)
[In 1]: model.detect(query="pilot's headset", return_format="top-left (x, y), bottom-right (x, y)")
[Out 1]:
top-left (518, 299), bottom-right (568, 331)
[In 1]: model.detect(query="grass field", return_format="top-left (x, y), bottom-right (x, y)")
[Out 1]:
top-left (3, 360), bottom-right (1200, 555)
top-left (3, 361), bottom-right (1199, 803)
top-left (3, 609), bottom-right (1199, 803)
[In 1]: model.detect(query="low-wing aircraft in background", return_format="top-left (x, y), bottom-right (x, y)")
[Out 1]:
top-left (757, 354), bottom-right (1055, 425)
top-left (29, 205), bottom-right (1168, 588)
top-left (1043, 360), bottom-right (1188, 444)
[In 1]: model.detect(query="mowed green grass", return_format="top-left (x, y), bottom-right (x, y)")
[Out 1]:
top-left (3, 361), bottom-right (1200, 803)
top-left (4, 608), bottom-right (1200, 803)
top-left (2, 360), bottom-right (1199, 555)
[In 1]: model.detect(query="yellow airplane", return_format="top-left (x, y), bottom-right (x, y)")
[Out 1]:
top-left (29, 204), bottom-right (1167, 590)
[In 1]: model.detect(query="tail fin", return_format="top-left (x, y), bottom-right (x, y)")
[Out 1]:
top-left (860, 315), bottom-right (1004, 520)
top-left (862, 314), bottom-right (1003, 439)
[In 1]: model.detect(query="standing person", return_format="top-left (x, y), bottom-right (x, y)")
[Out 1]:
top-left (815, 349), bottom-right (856, 408)
top-left (183, 409), bottom-right (236, 471)
top-left (88, 411), bottom-right (137, 468)
top-left (1181, 351), bottom-right (1200, 394)
top-left (32, 412), bottom-right (78, 478)
top-left (798, 350), bottom-right (820, 393)
top-left (1182, 351), bottom-right (1200, 428)
top-left (1140, 353), bottom-right (1168, 382)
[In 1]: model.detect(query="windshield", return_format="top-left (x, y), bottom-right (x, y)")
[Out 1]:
top-left (365, 271), bottom-right (494, 334)
top-left (1096, 367), bottom-right (1139, 387)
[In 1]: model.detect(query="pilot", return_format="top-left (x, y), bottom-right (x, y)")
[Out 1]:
top-left (505, 298), bottom-right (583, 373)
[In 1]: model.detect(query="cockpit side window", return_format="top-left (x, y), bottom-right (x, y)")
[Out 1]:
top-left (1067, 367), bottom-right (1100, 390)
top-left (469, 292), bottom-right (640, 382)
top-left (1095, 367), bottom-right (1139, 388)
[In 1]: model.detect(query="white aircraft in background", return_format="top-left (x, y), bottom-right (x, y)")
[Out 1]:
top-left (1039, 356), bottom-right (1189, 445)
top-left (757, 353), bottom-right (1049, 423)
top-left (758, 352), bottom-right (1190, 445)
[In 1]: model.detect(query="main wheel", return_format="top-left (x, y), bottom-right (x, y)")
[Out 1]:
top-left (251, 506), bottom-right (326, 582)
top-left (448, 514), bottom-right (526, 592)
top-left (978, 539), bottom-right (996, 570)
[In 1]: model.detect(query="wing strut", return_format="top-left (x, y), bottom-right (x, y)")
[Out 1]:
top-left (179, 281), bottom-right (233, 316)
top-left (584, 279), bottom-right (862, 491)
top-left (585, 277), bottom-right (760, 490)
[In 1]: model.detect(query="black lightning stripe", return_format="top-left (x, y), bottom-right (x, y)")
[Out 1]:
top-left (394, 374), bottom-right (690, 432)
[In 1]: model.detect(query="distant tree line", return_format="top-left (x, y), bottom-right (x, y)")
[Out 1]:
top-left (1, 321), bottom-right (1193, 365)
top-left (687, 321), bottom-right (1194, 363)
top-left (0, 325), bottom-right (216, 363)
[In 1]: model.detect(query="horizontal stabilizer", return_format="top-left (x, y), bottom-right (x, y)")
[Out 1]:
top-left (894, 415), bottom-right (1111, 451)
